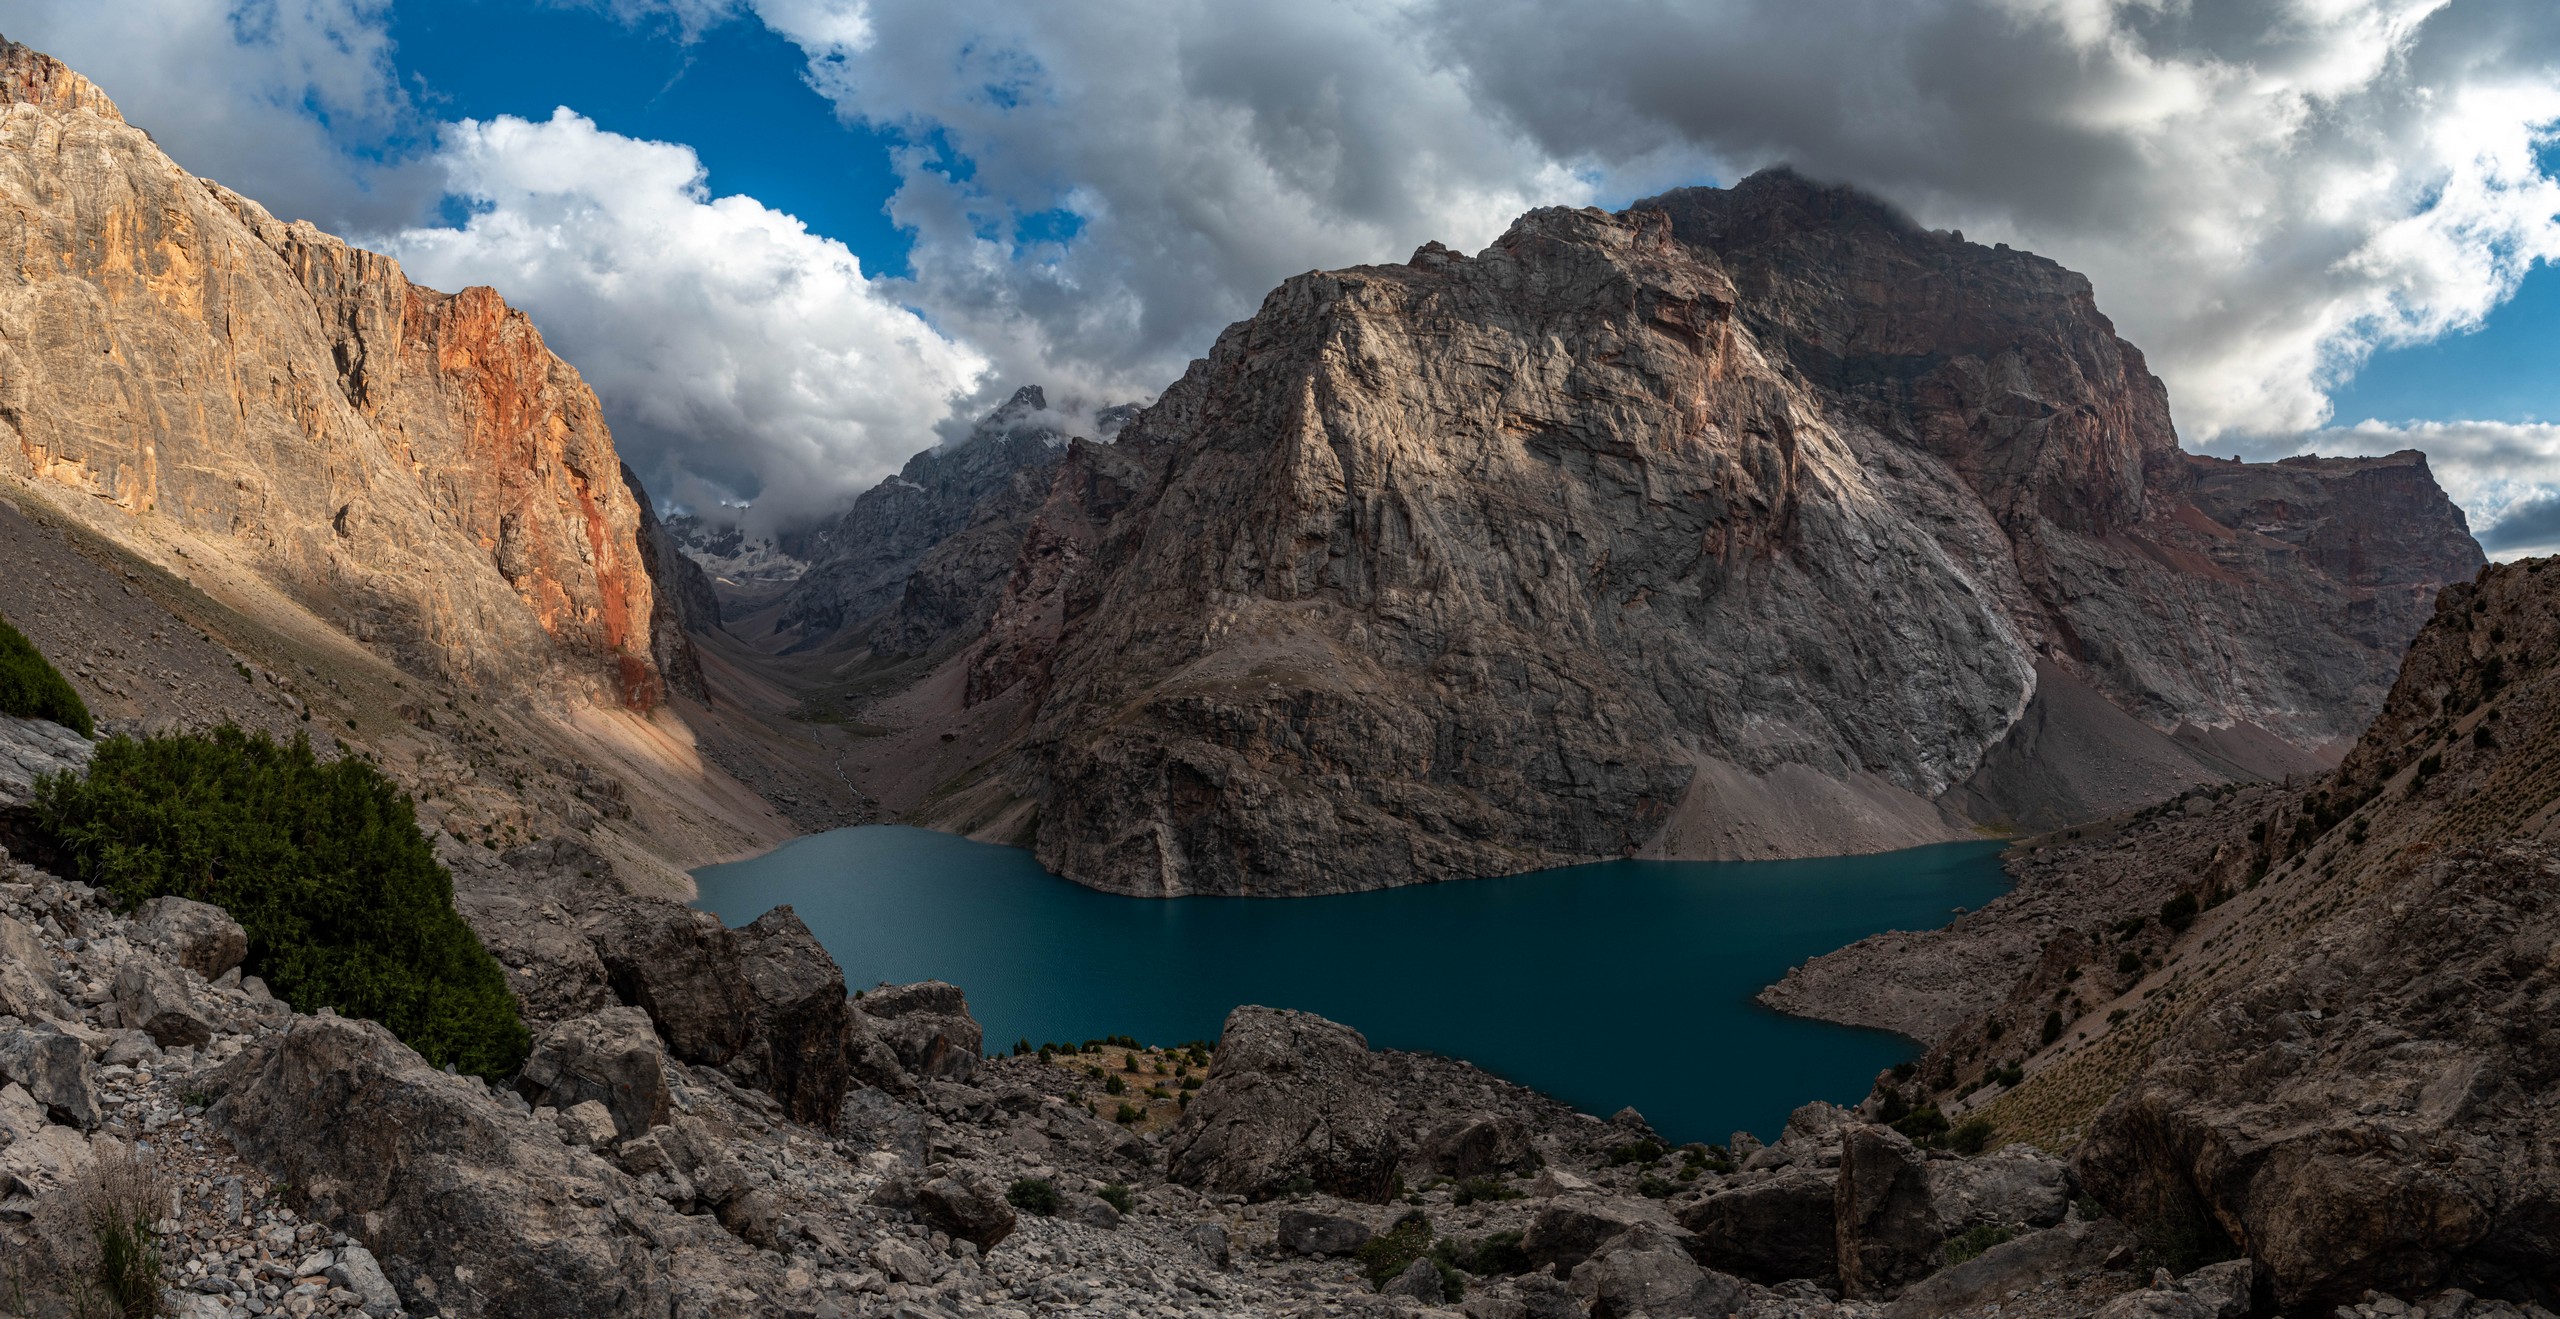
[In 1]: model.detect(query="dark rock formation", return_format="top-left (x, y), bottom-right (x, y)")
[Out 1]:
top-left (1275, 1207), bottom-right (1372, 1256)
top-left (0, 911), bottom-right (67, 1022)
top-left (0, 1023), bottom-right (96, 1128)
top-left (776, 386), bottom-right (1110, 656)
top-left (585, 901), bottom-right (851, 1125)
top-left (1836, 1124), bottom-right (1942, 1298)
top-left (853, 979), bottom-right (984, 1084)
top-left (944, 169), bottom-right (2480, 895)
top-left (1166, 1006), bottom-right (1404, 1202)
top-left (1681, 1167), bottom-right (1839, 1283)
top-left (619, 464), bottom-right (714, 698)
top-left (515, 1006), bottom-right (672, 1141)
top-left (1418, 1111), bottom-right (1538, 1178)
top-left (915, 1168), bottom-right (1017, 1251)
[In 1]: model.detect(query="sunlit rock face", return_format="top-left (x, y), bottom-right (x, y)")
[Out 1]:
top-left (0, 38), bottom-right (687, 713)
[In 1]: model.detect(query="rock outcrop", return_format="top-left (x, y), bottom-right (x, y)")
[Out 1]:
top-left (1166, 1006), bottom-right (1405, 1203)
top-left (913, 169), bottom-right (2483, 895)
top-left (584, 902), bottom-right (852, 1125)
top-left (0, 37), bottom-right (689, 714)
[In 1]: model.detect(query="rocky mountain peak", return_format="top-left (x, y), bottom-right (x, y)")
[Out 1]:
top-left (0, 35), bottom-right (122, 124)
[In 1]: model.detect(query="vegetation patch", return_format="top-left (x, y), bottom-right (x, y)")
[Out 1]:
top-left (1005, 1178), bottom-right (1061, 1215)
top-left (0, 612), bottom-right (93, 735)
top-left (35, 726), bottom-right (528, 1077)
top-left (1941, 1222), bottom-right (2015, 1268)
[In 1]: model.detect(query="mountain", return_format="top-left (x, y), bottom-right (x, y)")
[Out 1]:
top-left (765, 386), bottom-right (1138, 661)
top-left (0, 38), bottom-right (693, 716)
top-left (859, 171), bottom-right (2480, 895)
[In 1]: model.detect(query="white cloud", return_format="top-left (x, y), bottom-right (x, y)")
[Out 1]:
top-left (0, 0), bottom-right (438, 230)
top-left (386, 109), bottom-right (986, 524)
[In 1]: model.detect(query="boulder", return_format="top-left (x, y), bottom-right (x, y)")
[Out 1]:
top-left (515, 1006), bottom-right (671, 1140)
top-left (1927, 1144), bottom-right (2072, 1232)
top-left (212, 1012), bottom-right (777, 1317)
top-left (1679, 1165), bottom-right (1838, 1282)
top-left (2092, 1263), bottom-right (2259, 1319)
top-left (1836, 1124), bottom-right (1942, 1299)
top-left (0, 912), bottom-right (69, 1022)
top-left (1165, 1006), bottom-right (1403, 1202)
top-left (1569, 1223), bottom-right (1747, 1319)
top-left (915, 1169), bottom-right (1017, 1251)
top-left (1187, 1220), bottom-right (1231, 1270)
top-left (555, 1100), bottom-right (618, 1147)
top-left (1421, 1112), bottom-right (1538, 1178)
top-left (1383, 1256), bottom-right (1446, 1302)
top-left (0, 1122), bottom-right (93, 1198)
top-left (0, 1022), bottom-right (99, 1128)
top-left (327, 1244), bottom-right (401, 1317)
top-left (587, 901), bottom-right (851, 1125)
top-left (129, 895), bottom-right (247, 979)
top-left (111, 957), bottom-right (214, 1048)
top-left (1882, 1217), bottom-right (2135, 1319)
top-left (854, 980), bottom-right (984, 1083)
top-left (1521, 1199), bottom-right (1651, 1276)
top-left (1276, 1207), bottom-right (1373, 1256)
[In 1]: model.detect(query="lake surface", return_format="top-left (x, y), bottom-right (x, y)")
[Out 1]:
top-left (691, 827), bottom-right (2008, 1145)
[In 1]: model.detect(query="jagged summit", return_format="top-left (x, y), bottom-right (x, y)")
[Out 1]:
top-left (0, 35), bottom-right (123, 124)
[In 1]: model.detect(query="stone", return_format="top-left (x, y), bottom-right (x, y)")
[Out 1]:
top-left (556, 1099), bottom-right (618, 1147)
top-left (1836, 1124), bottom-right (1941, 1299)
top-left (1275, 1208), bottom-right (1372, 1256)
top-left (0, 1122), bottom-right (92, 1197)
top-left (1521, 1199), bottom-right (1650, 1277)
top-left (325, 1245), bottom-right (400, 1317)
top-left (1530, 1167), bottom-right (1596, 1197)
top-left (2181, 1259), bottom-right (2257, 1319)
top-left (1069, 1193), bottom-right (1121, 1230)
top-left (1186, 1220), bottom-right (1231, 1270)
top-left (1678, 1165), bottom-right (1837, 1282)
top-left (1420, 1112), bottom-right (1538, 1178)
top-left (1883, 1218), bottom-right (2135, 1319)
top-left (516, 1006), bottom-right (671, 1140)
top-left (129, 895), bottom-right (249, 980)
top-left (1569, 1223), bottom-right (1746, 1319)
top-left (1383, 1256), bottom-right (1446, 1302)
top-left (0, 1022), bottom-right (100, 1128)
top-left (586, 901), bottom-right (851, 1125)
top-left (112, 957), bottom-right (215, 1048)
top-left (1166, 1006), bottom-right (1403, 1202)
top-left (853, 980), bottom-right (984, 1083)
top-left (1926, 1144), bottom-right (2073, 1232)
top-left (0, 912), bottom-right (70, 1022)
top-left (870, 1240), bottom-right (933, 1286)
top-left (914, 1169), bottom-right (1017, 1252)
top-left (212, 1012), bottom-right (713, 1318)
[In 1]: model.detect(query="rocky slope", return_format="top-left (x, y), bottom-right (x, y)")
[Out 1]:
top-left (872, 171), bottom-right (2478, 895)
top-left (0, 37), bottom-right (691, 717)
top-left (1771, 557), bottom-right (2560, 1308)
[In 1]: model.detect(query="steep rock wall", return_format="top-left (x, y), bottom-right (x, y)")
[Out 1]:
top-left (0, 37), bottom-right (685, 712)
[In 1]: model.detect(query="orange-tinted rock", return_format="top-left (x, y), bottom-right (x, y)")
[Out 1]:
top-left (0, 37), bottom-right (685, 712)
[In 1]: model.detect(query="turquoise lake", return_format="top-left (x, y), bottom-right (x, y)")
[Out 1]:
top-left (690, 827), bottom-right (2009, 1145)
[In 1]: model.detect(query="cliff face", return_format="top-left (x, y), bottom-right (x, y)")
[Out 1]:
top-left (961, 171), bottom-right (2480, 895)
top-left (0, 38), bottom-right (689, 713)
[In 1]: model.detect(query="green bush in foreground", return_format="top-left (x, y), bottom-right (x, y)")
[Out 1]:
top-left (0, 613), bottom-right (92, 736)
top-left (34, 726), bottom-right (527, 1078)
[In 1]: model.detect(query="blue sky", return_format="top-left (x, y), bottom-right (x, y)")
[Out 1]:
top-left (6, 1), bottom-right (2559, 547)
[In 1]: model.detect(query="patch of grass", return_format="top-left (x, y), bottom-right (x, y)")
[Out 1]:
top-left (34, 726), bottom-right (528, 1077)
top-left (1605, 1138), bottom-right (1666, 1167)
top-left (1097, 1183), bottom-right (1133, 1214)
top-left (1357, 1212), bottom-right (1458, 1298)
top-left (1449, 1176), bottom-right (1521, 1207)
top-left (1436, 1229), bottom-right (1531, 1277)
top-left (0, 612), bottom-right (93, 735)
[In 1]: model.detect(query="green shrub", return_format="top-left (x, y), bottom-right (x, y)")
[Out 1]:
top-left (1892, 1105), bottom-right (1949, 1143)
top-left (1941, 1223), bottom-right (2015, 1268)
top-left (1097, 1182), bottom-right (1133, 1214)
top-left (2158, 892), bottom-right (2199, 932)
top-left (1114, 1102), bottom-right (1142, 1124)
top-left (2041, 1011), bottom-right (2065, 1046)
top-left (1606, 1138), bottom-right (1666, 1167)
top-left (1635, 1174), bottom-right (1675, 1199)
top-left (1357, 1212), bottom-right (1439, 1292)
top-left (2117, 949), bottom-right (2144, 974)
top-left (1450, 1176), bottom-right (1520, 1207)
top-left (1947, 1117), bottom-right (1997, 1155)
top-left (33, 726), bottom-right (527, 1077)
top-left (1104, 1073), bottom-right (1126, 1096)
top-left (0, 614), bottom-right (92, 736)
top-left (1006, 1178), bottom-right (1061, 1215)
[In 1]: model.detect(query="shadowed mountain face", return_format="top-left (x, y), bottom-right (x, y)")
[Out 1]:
top-left (0, 38), bottom-right (691, 714)
top-left (857, 171), bottom-right (2483, 896)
